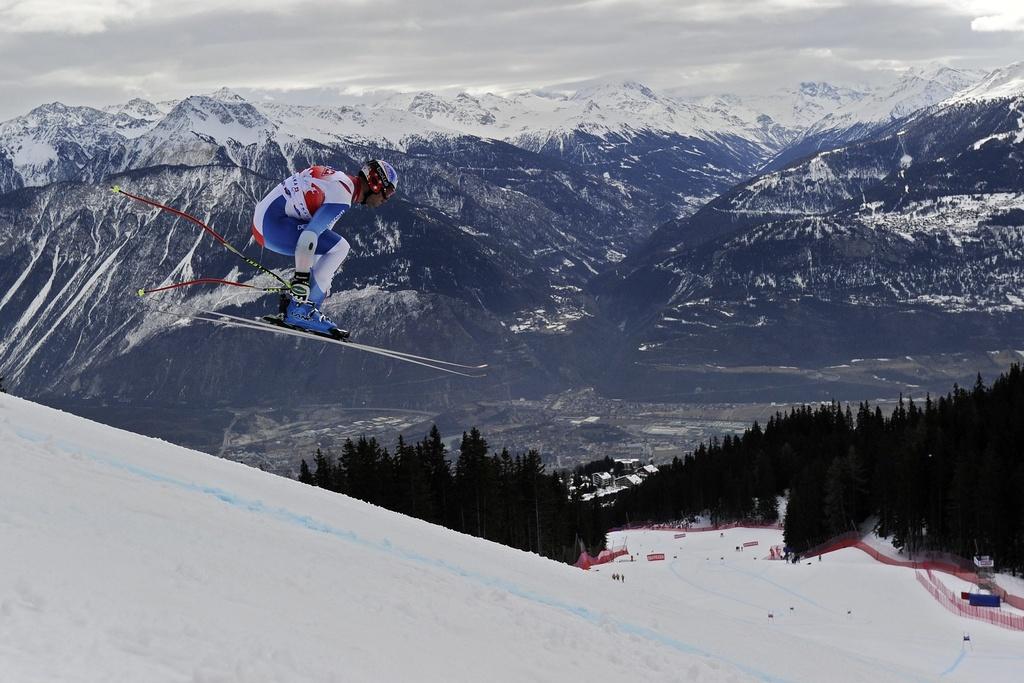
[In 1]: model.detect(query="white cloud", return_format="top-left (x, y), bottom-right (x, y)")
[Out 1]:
top-left (0, 0), bottom-right (369, 35)
top-left (0, 0), bottom-right (140, 34)
top-left (896, 1), bottom-right (1024, 32)
top-left (0, 0), bottom-right (1021, 120)
top-left (971, 11), bottom-right (1024, 32)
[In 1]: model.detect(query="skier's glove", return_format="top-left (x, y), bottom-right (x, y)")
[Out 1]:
top-left (289, 272), bottom-right (311, 302)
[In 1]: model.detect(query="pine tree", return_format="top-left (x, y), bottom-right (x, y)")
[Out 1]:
top-left (520, 449), bottom-right (545, 553)
top-left (312, 448), bottom-right (333, 490)
top-left (455, 428), bottom-right (492, 537)
top-left (416, 426), bottom-right (452, 526)
top-left (753, 449), bottom-right (779, 522)
top-left (298, 459), bottom-right (314, 485)
top-left (394, 435), bottom-right (431, 520)
top-left (342, 437), bottom-right (387, 505)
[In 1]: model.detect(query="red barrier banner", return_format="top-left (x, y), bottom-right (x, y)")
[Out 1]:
top-left (916, 570), bottom-right (1024, 631)
top-left (743, 541), bottom-right (759, 547)
top-left (574, 547), bottom-right (629, 570)
top-left (674, 533), bottom-right (687, 539)
top-left (608, 521), bottom-right (783, 533)
top-left (804, 533), bottom-right (1024, 612)
top-left (647, 553), bottom-right (666, 561)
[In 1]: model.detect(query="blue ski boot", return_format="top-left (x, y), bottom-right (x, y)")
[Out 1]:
top-left (282, 299), bottom-right (350, 340)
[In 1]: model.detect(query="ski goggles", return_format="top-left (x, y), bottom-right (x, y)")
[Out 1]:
top-left (365, 162), bottom-right (396, 200)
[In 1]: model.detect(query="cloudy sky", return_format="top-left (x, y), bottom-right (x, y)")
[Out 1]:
top-left (0, 0), bottom-right (1022, 119)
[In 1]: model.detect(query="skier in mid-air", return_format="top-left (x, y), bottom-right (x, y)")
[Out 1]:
top-left (251, 159), bottom-right (398, 339)
top-left (120, 161), bottom-right (483, 376)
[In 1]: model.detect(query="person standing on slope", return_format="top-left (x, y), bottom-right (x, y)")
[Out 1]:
top-left (251, 159), bottom-right (398, 339)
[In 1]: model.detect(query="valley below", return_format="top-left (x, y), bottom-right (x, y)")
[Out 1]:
top-left (43, 348), bottom-right (1022, 477)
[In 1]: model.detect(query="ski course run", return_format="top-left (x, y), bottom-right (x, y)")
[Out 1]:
top-left (606, 528), bottom-right (1024, 682)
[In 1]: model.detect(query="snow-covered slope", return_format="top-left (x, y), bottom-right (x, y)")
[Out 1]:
top-left (747, 66), bottom-right (985, 171)
top-left (945, 62), bottom-right (1024, 104)
top-left (807, 66), bottom-right (984, 134)
top-left (0, 102), bottom-right (149, 189)
top-left (607, 529), bottom-right (1024, 683)
top-left (376, 80), bottom-right (766, 144)
top-left (694, 81), bottom-right (873, 142)
top-left (3, 394), bottom-right (1021, 682)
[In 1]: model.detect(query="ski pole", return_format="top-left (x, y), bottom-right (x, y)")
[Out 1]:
top-left (137, 278), bottom-right (290, 296)
top-left (111, 185), bottom-right (295, 294)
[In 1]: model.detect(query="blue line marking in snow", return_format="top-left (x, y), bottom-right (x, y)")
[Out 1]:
top-left (939, 650), bottom-right (967, 677)
top-left (14, 427), bottom-right (49, 443)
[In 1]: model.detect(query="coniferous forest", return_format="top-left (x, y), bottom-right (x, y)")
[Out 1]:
top-left (298, 426), bottom-right (608, 563)
top-left (299, 365), bottom-right (1024, 573)
top-left (602, 365), bottom-right (1024, 574)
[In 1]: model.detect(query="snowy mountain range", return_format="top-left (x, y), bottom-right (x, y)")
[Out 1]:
top-left (1, 65), bottom-right (989, 194)
top-left (1, 61), bottom-right (1022, 418)
top-left (597, 62), bottom-right (1024, 400)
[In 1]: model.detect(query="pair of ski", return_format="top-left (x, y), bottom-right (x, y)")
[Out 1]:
top-left (155, 305), bottom-right (488, 378)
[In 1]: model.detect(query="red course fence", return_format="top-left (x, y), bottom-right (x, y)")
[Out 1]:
top-left (594, 522), bottom-right (1024, 628)
top-left (610, 521), bottom-right (783, 533)
top-left (809, 533), bottom-right (1024, 615)
top-left (916, 570), bottom-right (1024, 631)
top-left (574, 546), bottom-right (629, 570)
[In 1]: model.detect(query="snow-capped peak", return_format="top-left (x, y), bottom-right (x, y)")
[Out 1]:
top-left (855, 65), bottom-right (984, 121)
top-left (104, 97), bottom-right (165, 120)
top-left (17, 101), bottom-right (113, 129)
top-left (571, 79), bottom-right (659, 103)
top-left (945, 62), bottom-right (1024, 104)
top-left (147, 94), bottom-right (275, 146)
top-left (208, 87), bottom-right (249, 104)
top-left (681, 81), bottom-right (871, 146)
top-left (798, 66), bottom-right (987, 136)
top-left (0, 101), bottom-right (139, 186)
top-left (797, 81), bottom-right (849, 101)
top-left (373, 90), bottom-right (503, 135)
top-left (905, 65), bottom-right (985, 93)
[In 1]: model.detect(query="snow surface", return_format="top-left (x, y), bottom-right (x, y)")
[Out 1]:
top-left (2, 394), bottom-right (1023, 682)
top-left (944, 62), bottom-right (1024, 104)
top-left (606, 529), bottom-right (1024, 682)
top-left (803, 66), bottom-right (984, 134)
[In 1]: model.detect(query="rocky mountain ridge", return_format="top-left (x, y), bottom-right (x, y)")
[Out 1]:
top-left (594, 80), bottom-right (1024, 400)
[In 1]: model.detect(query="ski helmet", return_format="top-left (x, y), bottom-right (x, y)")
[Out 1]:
top-left (361, 159), bottom-right (398, 200)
